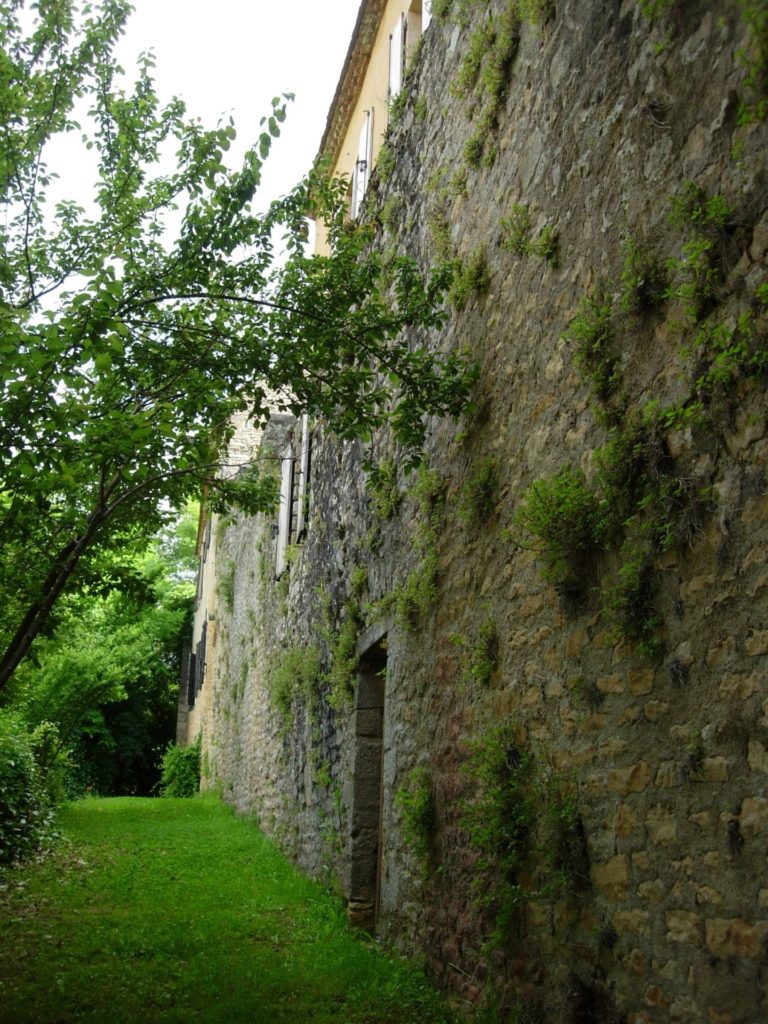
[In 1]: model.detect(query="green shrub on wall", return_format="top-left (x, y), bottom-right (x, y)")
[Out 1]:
top-left (395, 765), bottom-right (437, 872)
top-left (461, 720), bottom-right (586, 949)
top-left (515, 468), bottom-right (606, 596)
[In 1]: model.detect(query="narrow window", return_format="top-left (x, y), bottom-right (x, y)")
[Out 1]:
top-left (295, 414), bottom-right (311, 539)
top-left (197, 620), bottom-right (208, 693)
top-left (388, 15), bottom-right (404, 100)
top-left (275, 443), bottom-right (294, 577)
top-left (351, 110), bottom-right (373, 219)
top-left (187, 650), bottom-right (197, 708)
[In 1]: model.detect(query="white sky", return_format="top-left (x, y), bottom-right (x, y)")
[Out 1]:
top-left (113, 0), bottom-right (362, 207)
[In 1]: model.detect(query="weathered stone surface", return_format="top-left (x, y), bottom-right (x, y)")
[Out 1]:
top-left (608, 761), bottom-right (653, 796)
top-left (628, 668), bottom-right (654, 696)
top-left (748, 741), bottom-right (768, 773)
top-left (705, 918), bottom-right (768, 959)
top-left (666, 911), bottom-right (703, 946)
top-left (745, 630), bottom-right (768, 657)
top-left (593, 855), bottom-right (629, 900)
top-left (646, 805), bottom-right (678, 846)
top-left (181, 3), bottom-right (768, 1020)
top-left (740, 797), bottom-right (768, 838)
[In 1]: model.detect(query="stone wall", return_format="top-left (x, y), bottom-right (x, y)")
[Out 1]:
top-left (182, 2), bottom-right (768, 1020)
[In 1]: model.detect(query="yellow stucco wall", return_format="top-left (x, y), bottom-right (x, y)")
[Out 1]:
top-left (315, 0), bottom-right (426, 255)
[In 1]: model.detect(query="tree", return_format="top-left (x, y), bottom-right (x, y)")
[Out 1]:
top-left (0, 1), bottom-right (474, 690)
top-left (8, 510), bottom-right (197, 795)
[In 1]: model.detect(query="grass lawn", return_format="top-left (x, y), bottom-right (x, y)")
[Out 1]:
top-left (0, 796), bottom-right (456, 1023)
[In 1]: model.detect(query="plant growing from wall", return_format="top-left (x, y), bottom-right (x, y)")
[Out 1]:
top-left (461, 720), bottom-right (585, 948)
top-left (619, 237), bottom-right (667, 313)
top-left (218, 561), bottom-right (236, 613)
top-left (458, 457), bottom-right (499, 526)
top-left (664, 183), bottom-right (734, 323)
top-left (395, 765), bottom-right (437, 873)
top-left (269, 645), bottom-right (324, 725)
top-left (736, 0), bottom-right (768, 124)
top-left (452, 617), bottom-right (500, 686)
top-left (449, 246), bottom-right (491, 310)
top-left (366, 458), bottom-right (402, 521)
top-left (501, 204), bottom-right (559, 264)
top-left (515, 468), bottom-right (606, 596)
top-left (385, 465), bottom-right (445, 629)
top-left (323, 567), bottom-right (368, 710)
top-left (563, 287), bottom-right (622, 413)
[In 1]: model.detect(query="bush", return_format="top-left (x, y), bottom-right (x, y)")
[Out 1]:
top-left (0, 711), bottom-right (53, 865)
top-left (159, 736), bottom-right (201, 797)
top-left (516, 468), bottom-right (606, 595)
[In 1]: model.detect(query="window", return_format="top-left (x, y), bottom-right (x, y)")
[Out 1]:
top-left (388, 14), bottom-right (406, 100)
top-left (295, 414), bottom-right (311, 539)
top-left (275, 442), bottom-right (294, 578)
top-left (351, 109), bottom-right (373, 219)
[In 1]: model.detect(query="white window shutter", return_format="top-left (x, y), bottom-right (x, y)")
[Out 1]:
top-left (389, 15), bottom-right (404, 100)
top-left (275, 444), bottom-right (294, 577)
top-left (295, 414), bottom-right (310, 539)
top-left (352, 110), bottom-right (372, 218)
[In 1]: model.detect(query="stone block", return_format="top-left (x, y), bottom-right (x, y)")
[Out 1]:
top-left (617, 706), bottom-right (641, 726)
top-left (643, 700), bottom-right (668, 723)
top-left (705, 917), bottom-right (768, 959)
top-left (622, 948), bottom-right (645, 974)
top-left (656, 761), bottom-right (682, 788)
top-left (599, 738), bottom-right (628, 759)
top-left (689, 810), bottom-right (710, 828)
top-left (666, 910), bottom-right (703, 945)
top-left (739, 796), bottom-right (768, 837)
top-left (608, 761), bottom-right (652, 795)
top-left (597, 672), bottom-right (624, 694)
top-left (706, 636), bottom-right (737, 669)
top-left (592, 854), bottom-right (629, 900)
top-left (628, 668), bottom-right (654, 695)
top-left (615, 802), bottom-right (638, 837)
top-left (645, 804), bottom-right (678, 846)
top-left (745, 629), bottom-right (768, 657)
top-left (613, 909), bottom-right (651, 935)
top-left (695, 886), bottom-right (722, 907)
top-left (748, 741), bottom-right (768, 773)
top-left (719, 672), bottom-right (761, 700)
top-left (632, 851), bottom-right (651, 871)
top-left (637, 878), bottom-right (666, 903)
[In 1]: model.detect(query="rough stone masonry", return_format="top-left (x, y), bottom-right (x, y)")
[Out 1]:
top-left (184, 2), bottom-right (768, 1021)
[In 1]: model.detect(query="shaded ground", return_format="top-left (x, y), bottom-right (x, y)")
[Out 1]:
top-left (0, 797), bottom-right (455, 1023)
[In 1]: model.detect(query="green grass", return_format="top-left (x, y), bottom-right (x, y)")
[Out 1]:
top-left (0, 797), bottom-right (455, 1023)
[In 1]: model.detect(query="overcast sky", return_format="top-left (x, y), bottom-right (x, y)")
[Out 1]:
top-left (113, 0), bottom-right (362, 207)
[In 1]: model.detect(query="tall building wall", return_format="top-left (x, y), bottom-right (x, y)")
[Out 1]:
top-left (181, 3), bottom-right (768, 1020)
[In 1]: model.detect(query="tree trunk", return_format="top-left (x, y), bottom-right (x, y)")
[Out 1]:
top-left (0, 511), bottom-right (105, 692)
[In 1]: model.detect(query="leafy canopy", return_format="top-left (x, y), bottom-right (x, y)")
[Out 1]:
top-left (0, 0), bottom-right (474, 688)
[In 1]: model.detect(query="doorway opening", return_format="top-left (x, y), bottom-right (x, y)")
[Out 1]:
top-left (347, 638), bottom-right (387, 930)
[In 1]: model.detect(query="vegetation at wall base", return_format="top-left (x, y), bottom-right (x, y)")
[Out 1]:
top-left (158, 736), bottom-right (201, 797)
top-left (0, 711), bottom-right (57, 865)
top-left (0, 797), bottom-right (456, 1024)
